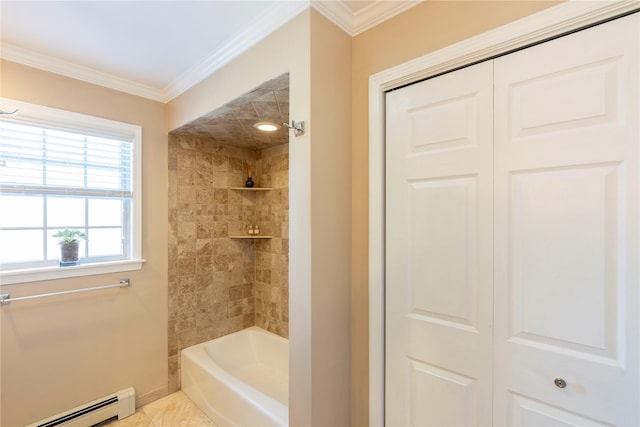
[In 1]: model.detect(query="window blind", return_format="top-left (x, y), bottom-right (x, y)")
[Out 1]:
top-left (0, 119), bottom-right (133, 198)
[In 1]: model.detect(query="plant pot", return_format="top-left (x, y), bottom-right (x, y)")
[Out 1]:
top-left (59, 241), bottom-right (80, 266)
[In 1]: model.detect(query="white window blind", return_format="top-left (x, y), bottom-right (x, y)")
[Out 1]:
top-left (0, 121), bottom-right (133, 198)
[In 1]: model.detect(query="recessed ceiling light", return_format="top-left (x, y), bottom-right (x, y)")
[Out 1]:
top-left (253, 122), bottom-right (280, 132)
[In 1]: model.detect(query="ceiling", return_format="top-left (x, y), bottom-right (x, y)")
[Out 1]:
top-left (0, 1), bottom-right (421, 103)
top-left (171, 73), bottom-right (290, 150)
top-left (1, 1), bottom-right (420, 150)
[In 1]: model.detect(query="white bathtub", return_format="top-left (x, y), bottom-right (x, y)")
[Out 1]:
top-left (181, 326), bottom-right (288, 427)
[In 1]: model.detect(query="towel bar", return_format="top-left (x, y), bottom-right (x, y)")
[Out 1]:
top-left (0, 278), bottom-right (130, 305)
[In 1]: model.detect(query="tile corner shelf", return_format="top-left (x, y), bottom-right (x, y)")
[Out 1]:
top-left (229, 235), bottom-right (273, 239)
top-left (229, 187), bottom-right (272, 191)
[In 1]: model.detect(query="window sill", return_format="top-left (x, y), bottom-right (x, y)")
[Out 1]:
top-left (0, 259), bottom-right (146, 285)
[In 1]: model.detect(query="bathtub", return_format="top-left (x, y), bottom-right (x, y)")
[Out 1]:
top-left (181, 326), bottom-right (288, 427)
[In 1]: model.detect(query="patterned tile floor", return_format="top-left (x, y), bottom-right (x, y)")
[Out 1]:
top-left (97, 391), bottom-right (217, 427)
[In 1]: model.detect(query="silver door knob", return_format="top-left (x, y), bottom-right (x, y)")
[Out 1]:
top-left (554, 378), bottom-right (567, 388)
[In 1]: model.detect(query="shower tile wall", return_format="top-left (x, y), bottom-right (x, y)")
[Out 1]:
top-left (167, 135), bottom-right (289, 393)
top-left (255, 144), bottom-right (289, 338)
top-left (168, 135), bottom-right (257, 393)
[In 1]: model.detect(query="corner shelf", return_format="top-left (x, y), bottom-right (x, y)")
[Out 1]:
top-left (229, 187), bottom-right (272, 239)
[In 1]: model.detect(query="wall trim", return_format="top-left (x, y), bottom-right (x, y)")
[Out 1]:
top-left (368, 1), bottom-right (639, 424)
top-left (352, 0), bottom-right (422, 36)
top-left (1, 44), bottom-right (166, 102)
top-left (312, 0), bottom-right (422, 36)
top-left (135, 386), bottom-right (169, 409)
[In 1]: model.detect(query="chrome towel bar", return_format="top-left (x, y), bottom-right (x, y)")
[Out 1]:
top-left (0, 278), bottom-right (130, 305)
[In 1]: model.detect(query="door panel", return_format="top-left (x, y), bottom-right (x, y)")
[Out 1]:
top-left (509, 164), bottom-right (620, 354)
top-left (409, 359), bottom-right (477, 426)
top-left (385, 60), bottom-right (494, 426)
top-left (408, 176), bottom-right (478, 328)
top-left (493, 14), bottom-right (639, 426)
top-left (511, 58), bottom-right (620, 138)
top-left (510, 394), bottom-right (609, 426)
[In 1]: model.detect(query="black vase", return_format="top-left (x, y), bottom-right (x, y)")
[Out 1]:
top-left (245, 177), bottom-right (255, 188)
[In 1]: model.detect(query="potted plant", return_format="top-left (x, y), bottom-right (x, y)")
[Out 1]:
top-left (52, 229), bottom-right (87, 266)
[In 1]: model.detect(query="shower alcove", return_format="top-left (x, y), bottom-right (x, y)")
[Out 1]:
top-left (167, 73), bottom-right (290, 392)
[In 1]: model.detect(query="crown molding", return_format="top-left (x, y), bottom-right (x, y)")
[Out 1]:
top-left (164, 1), bottom-right (309, 102)
top-left (353, 0), bottom-right (422, 35)
top-left (312, 0), bottom-right (422, 36)
top-left (1, 43), bottom-right (166, 102)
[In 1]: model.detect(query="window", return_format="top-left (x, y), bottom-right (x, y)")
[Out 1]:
top-left (0, 99), bottom-right (143, 284)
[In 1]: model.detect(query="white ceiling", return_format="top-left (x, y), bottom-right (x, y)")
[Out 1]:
top-left (0, 1), bottom-right (421, 103)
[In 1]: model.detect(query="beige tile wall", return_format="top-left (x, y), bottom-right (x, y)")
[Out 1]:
top-left (255, 144), bottom-right (289, 338)
top-left (168, 135), bottom-right (289, 392)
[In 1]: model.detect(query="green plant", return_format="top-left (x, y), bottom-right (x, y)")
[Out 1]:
top-left (52, 229), bottom-right (87, 244)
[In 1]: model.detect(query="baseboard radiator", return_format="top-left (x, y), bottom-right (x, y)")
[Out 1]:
top-left (27, 387), bottom-right (135, 427)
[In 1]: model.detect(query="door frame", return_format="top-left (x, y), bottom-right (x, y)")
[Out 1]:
top-left (368, 1), bottom-right (640, 424)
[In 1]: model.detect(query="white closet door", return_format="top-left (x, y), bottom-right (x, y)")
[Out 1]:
top-left (493, 13), bottom-right (639, 426)
top-left (385, 61), bottom-right (494, 426)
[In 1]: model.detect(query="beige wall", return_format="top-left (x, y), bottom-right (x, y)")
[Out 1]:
top-left (350, 2), bottom-right (561, 425)
top-left (0, 60), bottom-right (168, 426)
top-left (309, 9), bottom-right (352, 426)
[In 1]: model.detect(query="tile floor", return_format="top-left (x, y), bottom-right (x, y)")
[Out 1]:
top-left (97, 391), bottom-right (218, 427)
